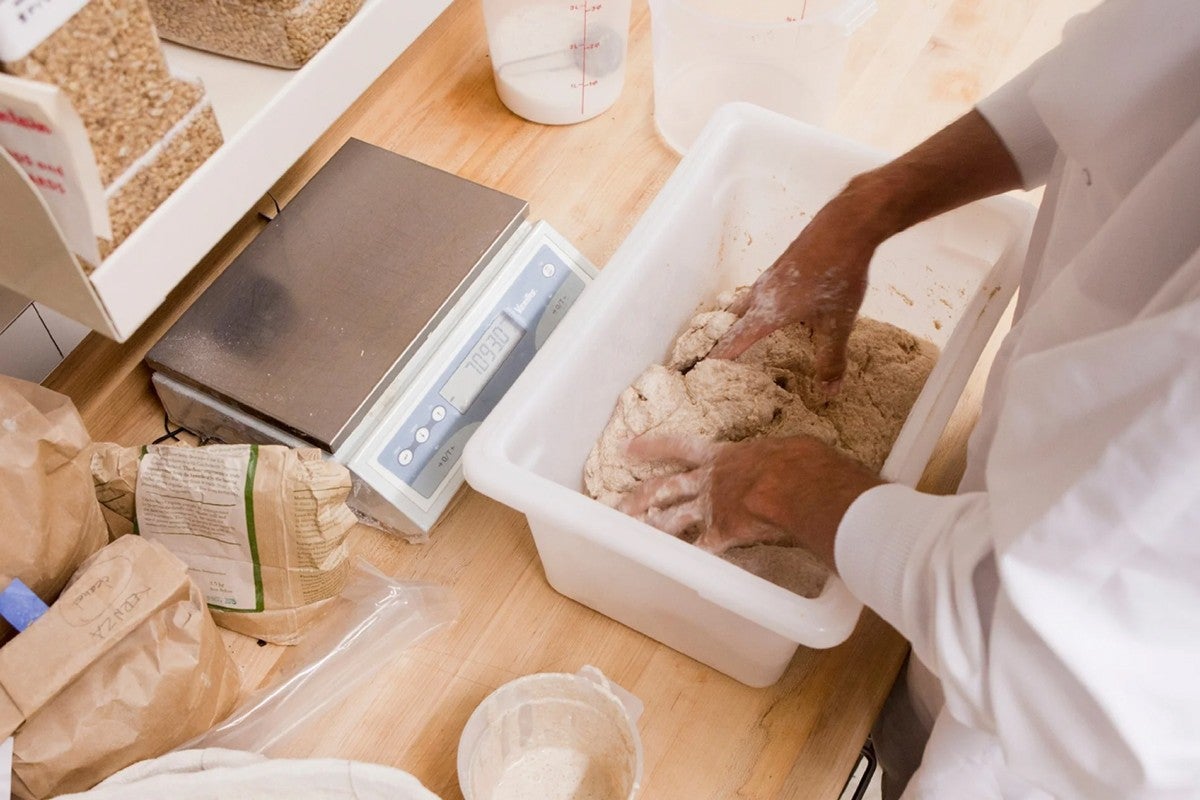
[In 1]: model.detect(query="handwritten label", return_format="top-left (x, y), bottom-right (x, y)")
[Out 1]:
top-left (60, 554), bottom-right (132, 628)
top-left (89, 587), bottom-right (152, 641)
top-left (0, 72), bottom-right (109, 263)
top-left (0, 0), bottom-right (87, 62)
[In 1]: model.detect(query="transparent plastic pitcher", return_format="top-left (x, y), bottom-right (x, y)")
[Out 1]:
top-left (648, 0), bottom-right (876, 153)
top-left (483, 0), bottom-right (633, 125)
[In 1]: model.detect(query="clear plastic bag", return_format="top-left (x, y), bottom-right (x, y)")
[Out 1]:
top-left (182, 558), bottom-right (458, 754)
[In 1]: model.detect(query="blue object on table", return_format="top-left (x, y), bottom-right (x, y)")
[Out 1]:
top-left (0, 578), bottom-right (50, 632)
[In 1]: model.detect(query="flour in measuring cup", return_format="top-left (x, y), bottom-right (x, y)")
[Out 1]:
top-left (490, 5), bottom-right (626, 124)
top-left (491, 746), bottom-right (623, 800)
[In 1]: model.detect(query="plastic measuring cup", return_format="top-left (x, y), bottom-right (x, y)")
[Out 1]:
top-left (457, 666), bottom-right (644, 800)
top-left (648, 0), bottom-right (876, 153)
top-left (483, 0), bottom-right (634, 125)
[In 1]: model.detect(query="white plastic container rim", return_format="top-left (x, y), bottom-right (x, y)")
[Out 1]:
top-left (464, 102), bottom-right (1033, 655)
top-left (649, 0), bottom-right (877, 35)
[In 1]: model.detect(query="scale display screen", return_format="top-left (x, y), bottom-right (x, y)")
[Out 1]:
top-left (439, 312), bottom-right (524, 413)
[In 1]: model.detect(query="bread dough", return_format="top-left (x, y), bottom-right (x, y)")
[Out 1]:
top-left (584, 290), bottom-right (939, 597)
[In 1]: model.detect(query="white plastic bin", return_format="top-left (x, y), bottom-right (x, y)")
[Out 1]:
top-left (464, 103), bottom-right (1034, 687)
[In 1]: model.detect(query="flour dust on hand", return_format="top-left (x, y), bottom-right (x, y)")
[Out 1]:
top-left (583, 288), bottom-right (938, 598)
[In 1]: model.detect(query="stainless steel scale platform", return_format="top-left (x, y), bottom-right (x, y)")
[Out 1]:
top-left (147, 138), bottom-right (596, 540)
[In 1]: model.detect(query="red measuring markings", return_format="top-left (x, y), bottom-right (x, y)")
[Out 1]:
top-left (570, 2), bottom-right (604, 115)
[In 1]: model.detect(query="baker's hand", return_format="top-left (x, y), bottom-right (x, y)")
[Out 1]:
top-left (616, 434), bottom-right (884, 571)
top-left (709, 182), bottom-right (889, 393)
top-left (711, 110), bottom-right (1026, 390)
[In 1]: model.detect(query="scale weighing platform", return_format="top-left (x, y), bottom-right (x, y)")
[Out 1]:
top-left (147, 139), bottom-right (596, 540)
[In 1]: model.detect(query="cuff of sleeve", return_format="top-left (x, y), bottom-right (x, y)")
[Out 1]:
top-left (834, 484), bottom-right (963, 630)
top-left (976, 60), bottom-right (1057, 189)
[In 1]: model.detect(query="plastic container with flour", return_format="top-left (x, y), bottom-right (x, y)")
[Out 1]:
top-left (464, 103), bottom-right (1035, 687)
top-left (482, 0), bottom-right (633, 124)
top-left (458, 666), bottom-right (643, 800)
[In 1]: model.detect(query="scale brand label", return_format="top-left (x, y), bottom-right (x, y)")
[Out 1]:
top-left (513, 288), bottom-right (537, 315)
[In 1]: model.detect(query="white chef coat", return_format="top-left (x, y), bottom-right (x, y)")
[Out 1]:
top-left (834, 1), bottom-right (1200, 797)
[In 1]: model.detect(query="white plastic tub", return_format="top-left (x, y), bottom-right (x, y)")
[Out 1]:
top-left (464, 103), bottom-right (1034, 687)
top-left (648, 0), bottom-right (876, 153)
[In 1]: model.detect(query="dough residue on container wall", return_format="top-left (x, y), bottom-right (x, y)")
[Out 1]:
top-left (584, 288), bottom-right (939, 598)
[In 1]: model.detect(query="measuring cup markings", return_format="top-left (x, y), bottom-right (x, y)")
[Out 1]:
top-left (488, 1), bottom-right (628, 124)
top-left (574, 2), bottom-right (600, 114)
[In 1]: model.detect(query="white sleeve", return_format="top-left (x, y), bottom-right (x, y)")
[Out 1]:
top-left (977, 0), bottom-right (1200, 193)
top-left (835, 299), bottom-right (1200, 798)
top-left (835, 484), bottom-right (997, 732)
top-left (976, 57), bottom-right (1058, 190)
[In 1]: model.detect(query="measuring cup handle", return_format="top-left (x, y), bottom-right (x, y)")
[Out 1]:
top-left (578, 665), bottom-right (645, 723)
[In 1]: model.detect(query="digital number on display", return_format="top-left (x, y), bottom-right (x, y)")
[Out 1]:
top-left (439, 313), bottom-right (524, 413)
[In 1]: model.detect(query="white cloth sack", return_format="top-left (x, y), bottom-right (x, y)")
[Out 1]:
top-left (52, 749), bottom-right (442, 799)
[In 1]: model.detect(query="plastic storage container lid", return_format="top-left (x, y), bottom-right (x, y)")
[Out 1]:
top-left (666, 0), bottom-right (877, 34)
top-left (832, 0), bottom-right (877, 34)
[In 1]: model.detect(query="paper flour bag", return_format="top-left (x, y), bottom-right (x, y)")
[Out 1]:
top-left (0, 536), bottom-right (240, 799)
top-left (90, 442), bottom-right (357, 644)
top-left (0, 377), bottom-right (108, 643)
top-left (89, 440), bottom-right (140, 539)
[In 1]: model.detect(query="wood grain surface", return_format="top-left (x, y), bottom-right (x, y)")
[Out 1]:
top-left (43, 0), bottom-right (1098, 796)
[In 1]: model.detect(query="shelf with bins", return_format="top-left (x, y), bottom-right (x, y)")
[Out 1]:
top-left (0, 0), bottom-right (452, 341)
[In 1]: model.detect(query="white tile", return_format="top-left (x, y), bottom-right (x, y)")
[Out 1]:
top-left (34, 303), bottom-right (91, 355)
top-left (0, 306), bottom-right (63, 382)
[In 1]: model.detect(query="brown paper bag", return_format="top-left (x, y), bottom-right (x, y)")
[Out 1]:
top-left (0, 377), bottom-right (108, 643)
top-left (90, 442), bottom-right (357, 644)
top-left (0, 535), bottom-right (240, 799)
top-left (89, 441), bottom-right (140, 539)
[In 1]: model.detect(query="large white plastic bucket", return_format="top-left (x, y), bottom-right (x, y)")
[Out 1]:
top-left (465, 103), bottom-right (1034, 687)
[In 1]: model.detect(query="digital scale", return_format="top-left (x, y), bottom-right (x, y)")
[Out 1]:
top-left (147, 139), bottom-right (596, 540)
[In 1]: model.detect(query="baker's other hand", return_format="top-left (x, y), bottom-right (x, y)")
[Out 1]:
top-left (617, 434), bottom-right (884, 571)
top-left (709, 177), bottom-right (894, 393)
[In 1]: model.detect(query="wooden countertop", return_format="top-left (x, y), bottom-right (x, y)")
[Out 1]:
top-left (44, 1), bottom-right (1097, 796)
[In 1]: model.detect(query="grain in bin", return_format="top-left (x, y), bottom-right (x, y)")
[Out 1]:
top-left (146, 0), bottom-right (368, 68)
top-left (0, 0), bottom-right (224, 266)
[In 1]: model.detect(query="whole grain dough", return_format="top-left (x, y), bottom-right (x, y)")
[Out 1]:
top-left (584, 290), bottom-right (939, 597)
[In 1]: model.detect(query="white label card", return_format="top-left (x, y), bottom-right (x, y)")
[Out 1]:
top-left (0, 0), bottom-right (87, 62)
top-left (0, 72), bottom-right (109, 264)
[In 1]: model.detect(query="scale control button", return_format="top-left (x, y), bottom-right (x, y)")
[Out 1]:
top-left (415, 427), bottom-right (430, 443)
top-left (398, 449), bottom-right (414, 466)
top-left (432, 406), bottom-right (446, 422)
top-left (541, 262), bottom-right (556, 278)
